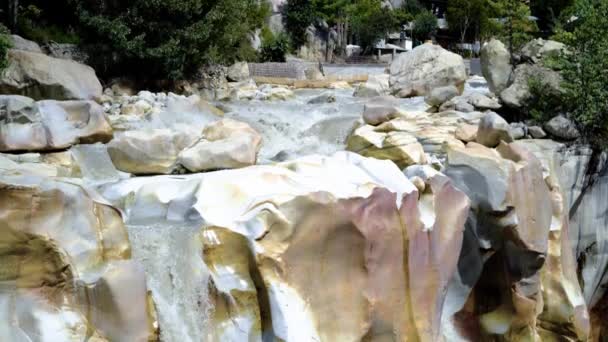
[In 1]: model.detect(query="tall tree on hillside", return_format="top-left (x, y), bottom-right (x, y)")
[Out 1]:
top-left (413, 10), bottom-right (437, 43)
top-left (348, 0), bottom-right (399, 52)
top-left (559, 0), bottom-right (608, 147)
top-left (72, 0), bottom-right (268, 80)
top-left (487, 0), bottom-right (538, 63)
top-left (7, 0), bottom-right (18, 31)
top-left (283, 0), bottom-right (316, 49)
top-left (447, 0), bottom-right (488, 44)
top-left (313, 0), bottom-right (352, 53)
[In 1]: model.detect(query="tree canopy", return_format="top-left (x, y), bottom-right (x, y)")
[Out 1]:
top-left (559, 0), bottom-right (608, 146)
top-left (72, 0), bottom-right (269, 80)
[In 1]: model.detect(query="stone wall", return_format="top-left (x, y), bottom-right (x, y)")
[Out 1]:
top-left (248, 62), bottom-right (319, 80)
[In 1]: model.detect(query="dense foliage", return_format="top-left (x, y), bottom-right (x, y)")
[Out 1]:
top-left (282, 0), bottom-right (408, 52)
top-left (348, 0), bottom-right (398, 51)
top-left (446, 0), bottom-right (489, 44)
top-left (260, 30), bottom-right (291, 62)
top-left (559, 0), bottom-right (608, 146)
top-left (531, 0), bottom-right (574, 32)
top-left (71, 0), bottom-right (268, 80)
top-left (282, 0), bottom-right (317, 49)
top-left (413, 10), bottom-right (437, 42)
top-left (0, 24), bottom-right (11, 73)
top-left (486, 0), bottom-right (538, 56)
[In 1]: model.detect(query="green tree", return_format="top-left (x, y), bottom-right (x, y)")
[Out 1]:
top-left (447, 0), bottom-right (488, 44)
top-left (559, 0), bottom-right (608, 147)
top-left (0, 24), bottom-right (11, 73)
top-left (72, 0), bottom-right (268, 80)
top-left (260, 31), bottom-right (291, 62)
top-left (348, 0), bottom-right (399, 51)
top-left (283, 0), bottom-right (316, 49)
top-left (401, 0), bottom-right (425, 16)
top-left (413, 10), bottom-right (437, 43)
top-left (486, 0), bottom-right (538, 62)
top-left (531, 0), bottom-right (574, 32)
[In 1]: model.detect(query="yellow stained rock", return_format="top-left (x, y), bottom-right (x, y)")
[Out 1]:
top-left (0, 177), bottom-right (158, 342)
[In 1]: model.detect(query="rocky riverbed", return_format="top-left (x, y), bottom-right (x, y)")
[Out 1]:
top-left (0, 38), bottom-right (607, 341)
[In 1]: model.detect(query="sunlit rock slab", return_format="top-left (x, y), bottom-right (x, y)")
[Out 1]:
top-left (0, 175), bottom-right (158, 342)
top-left (100, 151), bottom-right (470, 341)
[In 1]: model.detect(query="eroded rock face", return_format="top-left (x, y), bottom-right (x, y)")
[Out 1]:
top-left (0, 97), bottom-right (113, 152)
top-left (0, 50), bottom-right (102, 101)
top-left (101, 152), bottom-right (471, 341)
top-left (0, 175), bottom-right (157, 342)
top-left (389, 43), bottom-right (467, 98)
top-left (442, 142), bottom-right (590, 341)
top-left (513, 140), bottom-right (608, 315)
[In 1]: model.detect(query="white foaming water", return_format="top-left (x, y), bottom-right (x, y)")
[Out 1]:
top-left (225, 87), bottom-right (428, 162)
top-left (126, 220), bottom-right (210, 342)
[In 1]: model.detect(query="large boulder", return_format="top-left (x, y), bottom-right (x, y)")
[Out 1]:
top-left (0, 175), bottom-right (157, 342)
top-left (544, 115), bottom-right (580, 140)
top-left (521, 38), bottom-right (566, 64)
top-left (107, 129), bottom-right (199, 174)
top-left (500, 64), bottom-right (562, 109)
top-left (362, 96), bottom-right (404, 125)
top-left (480, 38), bottom-right (513, 94)
top-left (10, 35), bottom-right (44, 54)
top-left (353, 74), bottom-right (390, 97)
top-left (0, 96), bottom-right (113, 152)
top-left (178, 119), bottom-right (262, 172)
top-left (226, 62), bottom-right (250, 82)
top-left (389, 43), bottom-right (467, 97)
top-left (0, 50), bottom-right (102, 100)
top-left (425, 85), bottom-right (459, 107)
top-left (476, 111), bottom-right (513, 147)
